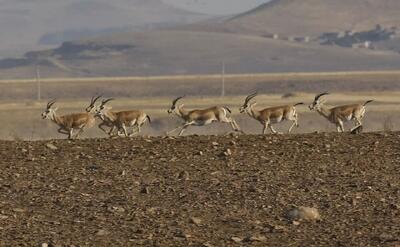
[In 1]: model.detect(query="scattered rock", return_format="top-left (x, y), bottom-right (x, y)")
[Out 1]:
top-left (249, 235), bottom-right (267, 242)
top-left (231, 237), bottom-right (243, 243)
top-left (96, 229), bottom-right (109, 236)
top-left (286, 206), bottom-right (321, 221)
top-left (212, 142), bottom-right (219, 146)
top-left (45, 143), bottom-right (58, 150)
top-left (221, 148), bottom-right (232, 157)
top-left (41, 243), bottom-right (49, 247)
top-left (190, 217), bottom-right (202, 226)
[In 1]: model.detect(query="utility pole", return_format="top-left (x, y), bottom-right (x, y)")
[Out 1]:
top-left (36, 65), bottom-right (41, 101)
top-left (221, 61), bottom-right (225, 97)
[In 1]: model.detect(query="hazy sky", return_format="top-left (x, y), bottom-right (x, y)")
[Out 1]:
top-left (162, 0), bottom-right (270, 15)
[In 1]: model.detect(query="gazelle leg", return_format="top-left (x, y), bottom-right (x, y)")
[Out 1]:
top-left (339, 121), bottom-right (345, 132)
top-left (167, 124), bottom-right (187, 135)
top-left (231, 119), bottom-right (242, 132)
top-left (178, 123), bottom-right (193, 136)
top-left (121, 124), bottom-right (129, 137)
top-left (108, 126), bottom-right (117, 136)
top-left (269, 124), bottom-right (283, 134)
top-left (68, 129), bottom-right (74, 139)
top-left (74, 128), bottom-right (84, 139)
top-left (262, 123), bottom-right (268, 134)
top-left (350, 118), bottom-right (362, 132)
top-left (129, 125), bottom-right (141, 137)
top-left (57, 128), bottom-right (69, 135)
top-left (288, 121), bottom-right (297, 133)
top-left (268, 123), bottom-right (277, 134)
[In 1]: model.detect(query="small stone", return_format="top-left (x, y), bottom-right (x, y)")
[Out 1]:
top-left (45, 143), bottom-right (58, 150)
top-left (197, 151), bottom-right (204, 156)
top-left (13, 208), bottom-right (26, 213)
top-left (202, 243), bottom-right (214, 247)
top-left (231, 237), bottom-right (243, 243)
top-left (292, 220), bottom-right (301, 225)
top-left (222, 148), bottom-right (232, 156)
top-left (96, 229), bottom-right (109, 236)
top-left (286, 206), bottom-right (321, 221)
top-left (250, 235), bottom-right (267, 242)
top-left (212, 142), bottom-right (219, 146)
top-left (324, 144), bottom-right (331, 149)
top-left (190, 217), bottom-right (202, 226)
top-left (41, 243), bottom-right (49, 247)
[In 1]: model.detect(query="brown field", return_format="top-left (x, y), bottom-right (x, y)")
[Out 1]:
top-left (1, 133), bottom-right (399, 246)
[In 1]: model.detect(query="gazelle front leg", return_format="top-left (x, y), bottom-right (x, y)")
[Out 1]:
top-left (262, 122), bottom-right (268, 134)
top-left (167, 123), bottom-right (188, 135)
top-left (288, 120), bottom-right (297, 133)
top-left (178, 122), bottom-right (193, 136)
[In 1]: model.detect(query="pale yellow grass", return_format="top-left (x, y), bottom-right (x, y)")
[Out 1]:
top-left (2, 70), bottom-right (400, 84)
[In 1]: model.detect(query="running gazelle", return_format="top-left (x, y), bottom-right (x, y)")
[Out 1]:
top-left (41, 99), bottom-right (95, 139)
top-left (309, 92), bottom-right (373, 132)
top-left (94, 98), bottom-right (151, 137)
top-left (239, 92), bottom-right (303, 134)
top-left (167, 96), bottom-right (241, 136)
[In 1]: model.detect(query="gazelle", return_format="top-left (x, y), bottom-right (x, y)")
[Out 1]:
top-left (85, 95), bottom-right (118, 136)
top-left (95, 98), bottom-right (151, 137)
top-left (309, 92), bottom-right (373, 132)
top-left (41, 100), bottom-right (95, 139)
top-left (166, 96), bottom-right (241, 136)
top-left (239, 92), bottom-right (304, 134)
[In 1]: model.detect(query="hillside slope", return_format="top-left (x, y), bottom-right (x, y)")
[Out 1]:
top-left (223, 0), bottom-right (400, 36)
top-left (0, 0), bottom-right (207, 58)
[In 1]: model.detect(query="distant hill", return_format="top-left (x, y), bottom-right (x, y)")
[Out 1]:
top-left (2, 0), bottom-right (400, 79)
top-left (0, 0), bottom-right (208, 58)
top-left (220, 0), bottom-right (400, 36)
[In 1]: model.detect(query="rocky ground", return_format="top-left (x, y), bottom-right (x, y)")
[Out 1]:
top-left (0, 133), bottom-right (399, 246)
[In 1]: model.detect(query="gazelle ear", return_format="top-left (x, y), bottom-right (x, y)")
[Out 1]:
top-left (179, 104), bottom-right (185, 108)
top-left (53, 107), bottom-right (58, 111)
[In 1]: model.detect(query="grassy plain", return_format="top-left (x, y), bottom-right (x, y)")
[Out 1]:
top-left (0, 71), bottom-right (399, 140)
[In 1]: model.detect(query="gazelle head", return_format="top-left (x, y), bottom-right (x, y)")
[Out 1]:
top-left (41, 99), bottom-right (57, 119)
top-left (309, 92), bottom-right (329, 111)
top-left (167, 96), bottom-right (184, 114)
top-left (85, 95), bottom-right (102, 113)
top-left (240, 92), bottom-right (257, 113)
top-left (94, 98), bottom-right (114, 118)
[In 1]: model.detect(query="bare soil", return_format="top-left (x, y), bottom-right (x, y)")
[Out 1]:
top-left (0, 133), bottom-right (399, 246)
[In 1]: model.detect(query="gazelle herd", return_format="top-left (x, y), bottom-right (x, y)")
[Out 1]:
top-left (42, 93), bottom-right (373, 139)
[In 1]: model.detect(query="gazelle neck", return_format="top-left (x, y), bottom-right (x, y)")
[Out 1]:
top-left (103, 109), bottom-right (117, 122)
top-left (316, 104), bottom-right (332, 120)
top-left (248, 104), bottom-right (260, 120)
top-left (50, 111), bottom-right (63, 126)
top-left (176, 104), bottom-right (189, 119)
